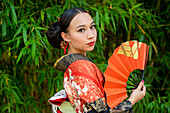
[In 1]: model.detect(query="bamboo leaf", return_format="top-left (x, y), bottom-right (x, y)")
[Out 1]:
top-left (20, 0), bottom-right (23, 5)
top-left (35, 27), bottom-right (47, 30)
top-left (9, 3), bottom-right (17, 24)
top-left (100, 15), bottom-right (104, 31)
top-left (16, 105), bottom-right (21, 113)
top-left (36, 40), bottom-right (43, 47)
top-left (6, 16), bottom-right (13, 28)
top-left (89, 7), bottom-right (98, 11)
top-left (41, 10), bottom-right (44, 22)
top-left (145, 33), bottom-right (158, 55)
top-left (11, 89), bottom-right (21, 102)
top-left (98, 32), bottom-right (102, 44)
top-left (48, 79), bottom-right (52, 92)
top-left (105, 12), bottom-right (109, 23)
top-left (17, 38), bottom-right (20, 47)
top-left (26, 53), bottom-right (32, 63)
top-left (117, 8), bottom-right (129, 17)
top-left (35, 29), bottom-right (42, 38)
top-left (139, 34), bottom-right (144, 42)
top-left (39, 39), bottom-right (52, 57)
top-left (22, 26), bottom-right (27, 44)
top-left (96, 11), bottom-right (99, 26)
top-left (1, 104), bottom-right (11, 113)
top-left (2, 18), bottom-right (6, 37)
top-left (70, 0), bottom-right (77, 4)
top-left (35, 30), bottom-right (43, 46)
top-left (129, 9), bottom-right (132, 16)
top-left (34, 55), bottom-right (39, 66)
top-left (0, 48), bottom-right (2, 58)
top-left (132, 3), bottom-right (143, 9)
top-left (16, 47), bottom-right (26, 64)
top-left (25, 40), bottom-right (32, 47)
top-left (134, 9), bottom-right (143, 18)
top-left (14, 24), bottom-right (23, 38)
top-left (149, 43), bottom-right (152, 61)
top-left (1, 38), bottom-right (17, 44)
top-left (27, 0), bottom-right (34, 5)
top-left (111, 15), bottom-right (116, 32)
top-left (46, 9), bottom-right (51, 21)
top-left (32, 42), bottom-right (36, 59)
top-left (38, 74), bottom-right (46, 85)
top-left (121, 15), bottom-right (128, 31)
top-left (104, 7), bottom-right (109, 24)
top-left (63, 0), bottom-right (69, 11)
top-left (0, 87), bottom-right (11, 93)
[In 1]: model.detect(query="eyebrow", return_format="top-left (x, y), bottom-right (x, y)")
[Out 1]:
top-left (76, 21), bottom-right (95, 29)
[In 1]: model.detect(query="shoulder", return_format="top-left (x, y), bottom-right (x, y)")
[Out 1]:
top-left (67, 59), bottom-right (97, 75)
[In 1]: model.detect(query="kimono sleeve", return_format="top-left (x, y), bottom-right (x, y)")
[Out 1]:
top-left (63, 60), bottom-right (106, 112)
top-left (86, 99), bottom-right (133, 113)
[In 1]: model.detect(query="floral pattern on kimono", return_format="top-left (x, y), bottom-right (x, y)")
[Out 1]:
top-left (63, 60), bottom-right (106, 112)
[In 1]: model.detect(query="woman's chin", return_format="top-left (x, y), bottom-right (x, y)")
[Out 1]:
top-left (87, 47), bottom-right (95, 52)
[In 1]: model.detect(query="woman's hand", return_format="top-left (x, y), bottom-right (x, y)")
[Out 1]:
top-left (127, 80), bottom-right (146, 105)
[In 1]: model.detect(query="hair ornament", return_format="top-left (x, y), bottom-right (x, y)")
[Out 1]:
top-left (57, 17), bottom-right (60, 22)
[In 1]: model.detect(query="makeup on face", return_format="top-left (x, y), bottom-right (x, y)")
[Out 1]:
top-left (66, 13), bottom-right (97, 55)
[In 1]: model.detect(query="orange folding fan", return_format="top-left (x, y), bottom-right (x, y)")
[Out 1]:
top-left (104, 40), bottom-right (149, 109)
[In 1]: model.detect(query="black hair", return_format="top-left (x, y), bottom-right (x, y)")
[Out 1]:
top-left (46, 7), bottom-right (87, 48)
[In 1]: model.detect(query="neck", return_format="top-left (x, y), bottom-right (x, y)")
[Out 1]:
top-left (67, 47), bottom-right (86, 56)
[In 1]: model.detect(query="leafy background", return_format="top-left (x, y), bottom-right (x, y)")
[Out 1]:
top-left (0, 0), bottom-right (169, 112)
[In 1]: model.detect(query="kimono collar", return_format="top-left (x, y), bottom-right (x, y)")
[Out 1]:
top-left (54, 53), bottom-right (92, 72)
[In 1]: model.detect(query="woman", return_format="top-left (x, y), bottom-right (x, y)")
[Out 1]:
top-left (47, 7), bottom-right (146, 113)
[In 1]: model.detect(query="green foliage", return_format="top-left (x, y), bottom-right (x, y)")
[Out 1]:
top-left (0, 0), bottom-right (169, 112)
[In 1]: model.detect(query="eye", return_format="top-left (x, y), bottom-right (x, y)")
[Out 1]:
top-left (78, 28), bottom-right (85, 32)
top-left (90, 25), bottom-right (96, 29)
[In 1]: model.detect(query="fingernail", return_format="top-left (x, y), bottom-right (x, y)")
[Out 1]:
top-left (141, 80), bottom-right (144, 83)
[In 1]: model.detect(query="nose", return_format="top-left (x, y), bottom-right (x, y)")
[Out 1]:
top-left (87, 29), bottom-right (94, 39)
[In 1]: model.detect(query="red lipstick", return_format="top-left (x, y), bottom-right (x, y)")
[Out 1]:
top-left (88, 41), bottom-right (95, 46)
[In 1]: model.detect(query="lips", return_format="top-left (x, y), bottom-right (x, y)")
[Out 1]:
top-left (88, 41), bottom-right (95, 46)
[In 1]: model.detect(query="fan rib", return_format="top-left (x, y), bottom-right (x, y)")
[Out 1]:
top-left (104, 67), bottom-right (128, 82)
top-left (104, 74), bottom-right (127, 85)
top-left (110, 53), bottom-right (131, 76)
top-left (105, 88), bottom-right (126, 96)
top-left (107, 93), bottom-right (128, 109)
top-left (106, 62), bottom-right (128, 81)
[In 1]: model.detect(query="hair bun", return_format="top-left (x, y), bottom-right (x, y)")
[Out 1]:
top-left (46, 7), bottom-right (87, 49)
top-left (46, 22), bottom-right (63, 48)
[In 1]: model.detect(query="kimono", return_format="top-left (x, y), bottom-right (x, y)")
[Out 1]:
top-left (49, 53), bottom-right (133, 113)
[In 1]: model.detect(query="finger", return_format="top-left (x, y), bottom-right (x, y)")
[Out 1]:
top-left (131, 89), bottom-right (134, 93)
top-left (142, 85), bottom-right (146, 93)
top-left (137, 80), bottom-right (144, 90)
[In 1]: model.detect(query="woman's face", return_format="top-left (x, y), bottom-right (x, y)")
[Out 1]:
top-left (65, 13), bottom-right (97, 55)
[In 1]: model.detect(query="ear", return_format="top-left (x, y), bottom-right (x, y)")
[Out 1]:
top-left (61, 32), bottom-right (70, 42)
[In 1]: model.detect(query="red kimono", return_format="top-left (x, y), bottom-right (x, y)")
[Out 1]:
top-left (49, 53), bottom-right (133, 113)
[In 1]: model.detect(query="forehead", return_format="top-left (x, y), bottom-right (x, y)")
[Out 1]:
top-left (69, 13), bottom-right (93, 28)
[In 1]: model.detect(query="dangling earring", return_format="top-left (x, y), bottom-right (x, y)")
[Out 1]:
top-left (60, 41), bottom-right (68, 54)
